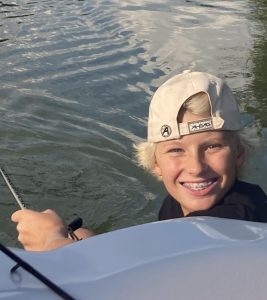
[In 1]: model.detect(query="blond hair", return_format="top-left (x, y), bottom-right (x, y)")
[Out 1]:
top-left (134, 92), bottom-right (256, 179)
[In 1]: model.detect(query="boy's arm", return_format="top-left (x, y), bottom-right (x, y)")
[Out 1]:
top-left (11, 209), bottom-right (93, 251)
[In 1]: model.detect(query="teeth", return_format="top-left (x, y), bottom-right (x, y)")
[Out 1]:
top-left (183, 180), bottom-right (214, 191)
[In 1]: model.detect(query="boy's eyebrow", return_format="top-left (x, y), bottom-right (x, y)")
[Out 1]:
top-left (159, 133), bottom-right (229, 147)
top-left (159, 140), bottom-right (183, 148)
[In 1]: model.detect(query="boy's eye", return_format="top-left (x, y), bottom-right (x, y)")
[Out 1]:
top-left (207, 144), bottom-right (222, 150)
top-left (168, 147), bottom-right (184, 153)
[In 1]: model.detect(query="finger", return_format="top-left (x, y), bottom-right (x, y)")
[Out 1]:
top-left (12, 209), bottom-right (54, 223)
top-left (11, 209), bottom-right (32, 222)
top-left (17, 232), bottom-right (27, 245)
top-left (42, 209), bottom-right (58, 216)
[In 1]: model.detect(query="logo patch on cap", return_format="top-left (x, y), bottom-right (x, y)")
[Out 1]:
top-left (188, 118), bottom-right (214, 133)
top-left (161, 125), bottom-right (172, 137)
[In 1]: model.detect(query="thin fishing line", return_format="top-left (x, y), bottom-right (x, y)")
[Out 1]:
top-left (0, 166), bottom-right (83, 237)
top-left (0, 167), bottom-right (27, 209)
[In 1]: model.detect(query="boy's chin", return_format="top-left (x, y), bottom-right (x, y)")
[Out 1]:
top-left (183, 199), bottom-right (218, 215)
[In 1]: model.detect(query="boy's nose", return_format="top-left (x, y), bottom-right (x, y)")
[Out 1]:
top-left (186, 152), bottom-right (207, 176)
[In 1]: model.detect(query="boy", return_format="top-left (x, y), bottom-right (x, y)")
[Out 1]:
top-left (11, 70), bottom-right (267, 251)
top-left (135, 70), bottom-right (267, 221)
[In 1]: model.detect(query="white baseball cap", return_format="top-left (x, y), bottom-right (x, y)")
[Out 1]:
top-left (147, 70), bottom-right (243, 142)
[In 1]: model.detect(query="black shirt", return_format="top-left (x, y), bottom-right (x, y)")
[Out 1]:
top-left (158, 180), bottom-right (267, 222)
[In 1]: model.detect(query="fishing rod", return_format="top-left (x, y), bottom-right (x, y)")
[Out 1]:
top-left (0, 167), bottom-right (26, 209)
top-left (0, 242), bottom-right (76, 300)
top-left (0, 167), bottom-right (84, 298)
top-left (0, 167), bottom-right (83, 236)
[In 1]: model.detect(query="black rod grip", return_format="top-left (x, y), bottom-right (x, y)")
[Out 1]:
top-left (68, 217), bottom-right (83, 232)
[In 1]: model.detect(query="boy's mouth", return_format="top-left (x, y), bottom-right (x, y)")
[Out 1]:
top-left (182, 179), bottom-right (217, 191)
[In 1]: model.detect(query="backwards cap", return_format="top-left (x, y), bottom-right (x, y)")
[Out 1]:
top-left (147, 70), bottom-right (243, 142)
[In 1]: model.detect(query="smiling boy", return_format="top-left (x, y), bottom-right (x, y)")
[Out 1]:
top-left (135, 70), bottom-right (267, 221)
top-left (11, 70), bottom-right (267, 252)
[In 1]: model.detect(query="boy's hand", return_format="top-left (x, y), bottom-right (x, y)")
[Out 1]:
top-left (11, 209), bottom-right (72, 251)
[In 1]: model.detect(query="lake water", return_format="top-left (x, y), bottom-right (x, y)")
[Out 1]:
top-left (0, 0), bottom-right (267, 247)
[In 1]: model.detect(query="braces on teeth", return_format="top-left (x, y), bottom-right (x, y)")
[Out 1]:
top-left (183, 181), bottom-right (213, 190)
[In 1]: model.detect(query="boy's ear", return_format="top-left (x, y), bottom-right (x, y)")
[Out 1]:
top-left (236, 144), bottom-right (245, 167)
top-left (153, 160), bottom-right (162, 176)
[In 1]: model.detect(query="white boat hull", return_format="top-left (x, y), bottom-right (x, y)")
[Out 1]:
top-left (1, 217), bottom-right (267, 299)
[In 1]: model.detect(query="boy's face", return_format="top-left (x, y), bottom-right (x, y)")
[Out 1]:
top-left (154, 111), bottom-right (245, 216)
